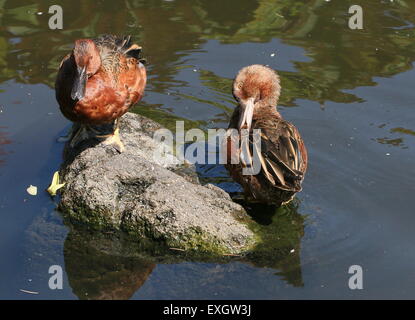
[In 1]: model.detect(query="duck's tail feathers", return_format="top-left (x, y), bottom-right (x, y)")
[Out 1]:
top-left (117, 35), bottom-right (143, 60)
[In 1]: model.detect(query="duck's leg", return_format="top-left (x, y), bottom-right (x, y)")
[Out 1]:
top-left (229, 193), bottom-right (245, 203)
top-left (96, 119), bottom-right (125, 153)
top-left (69, 124), bottom-right (91, 148)
top-left (281, 195), bottom-right (295, 206)
top-left (57, 123), bottom-right (81, 143)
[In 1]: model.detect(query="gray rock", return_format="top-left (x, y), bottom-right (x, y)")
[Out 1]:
top-left (59, 112), bottom-right (256, 255)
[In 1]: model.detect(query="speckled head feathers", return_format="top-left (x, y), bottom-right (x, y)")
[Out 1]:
top-left (233, 64), bottom-right (281, 106)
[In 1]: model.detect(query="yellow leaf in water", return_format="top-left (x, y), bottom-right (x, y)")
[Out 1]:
top-left (26, 185), bottom-right (37, 196)
top-left (47, 171), bottom-right (65, 196)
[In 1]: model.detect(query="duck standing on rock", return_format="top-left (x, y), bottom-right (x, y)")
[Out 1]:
top-left (224, 65), bottom-right (308, 206)
top-left (55, 35), bottom-right (147, 152)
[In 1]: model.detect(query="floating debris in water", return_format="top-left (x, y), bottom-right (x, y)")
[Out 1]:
top-left (270, 53), bottom-right (276, 57)
top-left (26, 185), bottom-right (37, 196)
top-left (19, 289), bottom-right (39, 295)
top-left (386, 153), bottom-right (391, 156)
top-left (47, 171), bottom-right (65, 196)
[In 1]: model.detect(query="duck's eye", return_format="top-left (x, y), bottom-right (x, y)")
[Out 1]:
top-left (238, 83), bottom-right (243, 89)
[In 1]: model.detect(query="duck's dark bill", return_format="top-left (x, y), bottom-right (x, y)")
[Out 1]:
top-left (71, 66), bottom-right (87, 100)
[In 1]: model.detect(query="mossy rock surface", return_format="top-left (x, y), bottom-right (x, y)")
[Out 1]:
top-left (59, 113), bottom-right (256, 255)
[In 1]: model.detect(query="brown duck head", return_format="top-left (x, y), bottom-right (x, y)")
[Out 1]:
top-left (233, 64), bottom-right (281, 131)
top-left (71, 39), bottom-right (101, 101)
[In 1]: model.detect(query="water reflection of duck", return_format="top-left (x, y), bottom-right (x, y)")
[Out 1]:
top-left (61, 204), bottom-right (305, 297)
top-left (63, 229), bottom-right (155, 300)
top-left (225, 65), bottom-right (308, 206)
top-left (244, 200), bottom-right (305, 287)
top-left (0, 128), bottom-right (11, 167)
top-left (55, 35), bottom-right (147, 152)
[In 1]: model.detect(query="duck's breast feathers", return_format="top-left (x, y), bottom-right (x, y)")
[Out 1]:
top-left (253, 117), bottom-right (307, 191)
top-left (79, 60), bottom-right (146, 119)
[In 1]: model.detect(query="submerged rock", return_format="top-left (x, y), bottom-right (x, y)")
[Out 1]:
top-left (58, 112), bottom-right (256, 255)
top-left (24, 201), bottom-right (305, 299)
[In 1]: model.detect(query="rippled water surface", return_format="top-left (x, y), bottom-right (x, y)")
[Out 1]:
top-left (1, 0), bottom-right (415, 299)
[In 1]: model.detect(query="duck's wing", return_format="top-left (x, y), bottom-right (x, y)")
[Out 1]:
top-left (98, 35), bottom-right (144, 59)
top-left (252, 117), bottom-right (307, 192)
top-left (123, 58), bottom-right (147, 107)
top-left (222, 108), bottom-right (242, 165)
top-left (119, 36), bottom-right (143, 61)
top-left (55, 53), bottom-right (76, 105)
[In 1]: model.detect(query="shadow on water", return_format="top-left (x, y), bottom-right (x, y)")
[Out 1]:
top-left (24, 197), bottom-right (306, 298)
top-left (63, 229), bottom-right (156, 300)
top-left (59, 199), bottom-right (306, 299)
top-left (241, 200), bottom-right (306, 287)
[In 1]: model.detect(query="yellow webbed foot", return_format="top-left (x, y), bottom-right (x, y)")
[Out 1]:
top-left (100, 126), bottom-right (125, 153)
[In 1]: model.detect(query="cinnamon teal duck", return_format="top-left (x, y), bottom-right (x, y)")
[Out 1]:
top-left (224, 65), bottom-right (308, 206)
top-left (55, 35), bottom-right (147, 152)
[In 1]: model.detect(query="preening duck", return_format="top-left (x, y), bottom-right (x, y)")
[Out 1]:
top-left (224, 64), bottom-right (308, 206)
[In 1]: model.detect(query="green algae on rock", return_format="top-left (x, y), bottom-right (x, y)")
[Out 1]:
top-left (58, 113), bottom-right (256, 256)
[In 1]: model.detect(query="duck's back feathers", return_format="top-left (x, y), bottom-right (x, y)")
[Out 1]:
top-left (225, 107), bottom-right (307, 205)
top-left (92, 35), bottom-right (145, 72)
top-left (253, 116), bottom-right (307, 192)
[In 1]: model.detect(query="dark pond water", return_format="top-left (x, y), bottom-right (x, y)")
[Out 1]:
top-left (1, 0), bottom-right (415, 299)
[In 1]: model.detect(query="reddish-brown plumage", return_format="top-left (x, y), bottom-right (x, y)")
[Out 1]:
top-left (55, 34), bottom-right (146, 130)
top-left (225, 65), bottom-right (308, 206)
